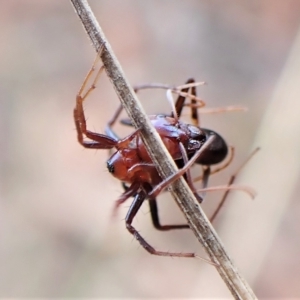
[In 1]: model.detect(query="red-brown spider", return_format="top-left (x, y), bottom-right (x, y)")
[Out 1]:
top-left (74, 57), bottom-right (250, 258)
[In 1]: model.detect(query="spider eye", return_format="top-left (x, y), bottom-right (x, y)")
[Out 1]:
top-left (107, 161), bottom-right (114, 174)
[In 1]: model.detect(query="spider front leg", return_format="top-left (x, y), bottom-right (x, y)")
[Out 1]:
top-left (74, 57), bottom-right (118, 150)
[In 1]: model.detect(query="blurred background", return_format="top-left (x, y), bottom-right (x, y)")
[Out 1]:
top-left (1, 0), bottom-right (300, 298)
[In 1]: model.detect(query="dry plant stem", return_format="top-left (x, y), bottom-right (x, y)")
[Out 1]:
top-left (70, 1), bottom-right (257, 299)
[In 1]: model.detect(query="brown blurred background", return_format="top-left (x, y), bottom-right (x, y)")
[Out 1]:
top-left (1, 0), bottom-right (300, 298)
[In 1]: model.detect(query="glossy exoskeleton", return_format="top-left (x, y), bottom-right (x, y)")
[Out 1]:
top-left (74, 61), bottom-right (230, 258)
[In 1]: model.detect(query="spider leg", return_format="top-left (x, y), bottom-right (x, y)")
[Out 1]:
top-left (209, 147), bottom-right (259, 223)
top-left (74, 57), bottom-right (118, 149)
top-left (125, 187), bottom-right (196, 258)
top-left (148, 198), bottom-right (190, 231)
top-left (112, 182), bottom-right (140, 217)
top-left (122, 182), bottom-right (189, 231)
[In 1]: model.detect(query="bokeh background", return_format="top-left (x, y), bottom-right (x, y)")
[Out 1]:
top-left (1, 0), bottom-right (300, 298)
